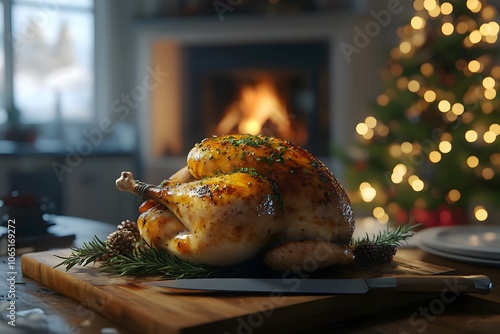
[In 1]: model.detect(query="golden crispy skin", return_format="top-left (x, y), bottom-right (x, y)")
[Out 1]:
top-left (118, 134), bottom-right (355, 269)
top-left (138, 172), bottom-right (286, 266)
top-left (187, 135), bottom-right (355, 243)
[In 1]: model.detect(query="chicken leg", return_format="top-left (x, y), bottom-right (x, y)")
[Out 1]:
top-left (116, 171), bottom-right (286, 266)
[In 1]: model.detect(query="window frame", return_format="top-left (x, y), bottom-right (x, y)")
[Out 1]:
top-left (1, 0), bottom-right (96, 134)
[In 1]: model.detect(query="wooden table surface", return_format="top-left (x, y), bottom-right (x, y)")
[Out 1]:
top-left (309, 248), bottom-right (500, 334)
top-left (1, 217), bottom-right (499, 334)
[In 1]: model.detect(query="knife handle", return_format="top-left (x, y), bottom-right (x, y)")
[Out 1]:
top-left (393, 275), bottom-right (492, 295)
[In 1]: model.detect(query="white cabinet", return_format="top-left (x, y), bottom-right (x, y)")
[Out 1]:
top-left (61, 155), bottom-right (139, 224)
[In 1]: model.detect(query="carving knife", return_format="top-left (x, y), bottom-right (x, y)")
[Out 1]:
top-left (145, 275), bottom-right (492, 294)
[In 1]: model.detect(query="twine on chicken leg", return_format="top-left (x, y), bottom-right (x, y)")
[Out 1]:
top-left (116, 171), bottom-right (155, 202)
top-left (136, 182), bottom-right (153, 203)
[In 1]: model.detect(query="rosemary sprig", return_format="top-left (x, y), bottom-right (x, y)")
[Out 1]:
top-left (54, 236), bottom-right (233, 279)
top-left (54, 236), bottom-right (108, 270)
top-left (99, 244), bottom-right (229, 279)
top-left (55, 222), bottom-right (420, 279)
top-left (351, 221), bottom-right (421, 248)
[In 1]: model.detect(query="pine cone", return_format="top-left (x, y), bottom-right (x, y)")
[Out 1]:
top-left (106, 230), bottom-right (137, 255)
top-left (377, 244), bottom-right (397, 264)
top-left (354, 243), bottom-right (396, 267)
top-left (354, 242), bottom-right (378, 267)
top-left (117, 220), bottom-right (140, 241)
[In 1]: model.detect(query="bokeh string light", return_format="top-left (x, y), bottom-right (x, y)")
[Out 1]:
top-left (347, 0), bottom-right (500, 225)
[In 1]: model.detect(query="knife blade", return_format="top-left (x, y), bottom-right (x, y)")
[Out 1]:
top-left (145, 275), bottom-right (492, 295)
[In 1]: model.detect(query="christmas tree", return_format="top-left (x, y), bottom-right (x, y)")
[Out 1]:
top-left (345, 0), bottom-right (500, 227)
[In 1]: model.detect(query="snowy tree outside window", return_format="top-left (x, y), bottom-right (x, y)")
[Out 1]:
top-left (1, 0), bottom-right (94, 128)
top-left (0, 2), bottom-right (5, 124)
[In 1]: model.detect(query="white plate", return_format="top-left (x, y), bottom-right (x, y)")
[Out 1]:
top-left (417, 242), bottom-right (500, 268)
top-left (415, 225), bottom-right (500, 261)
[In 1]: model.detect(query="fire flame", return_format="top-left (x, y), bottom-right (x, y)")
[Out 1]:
top-left (215, 76), bottom-right (295, 139)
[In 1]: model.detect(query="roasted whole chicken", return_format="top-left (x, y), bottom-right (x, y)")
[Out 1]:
top-left (116, 134), bottom-right (355, 271)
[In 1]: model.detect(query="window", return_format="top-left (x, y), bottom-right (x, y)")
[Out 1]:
top-left (1, 0), bottom-right (94, 131)
top-left (0, 3), bottom-right (5, 124)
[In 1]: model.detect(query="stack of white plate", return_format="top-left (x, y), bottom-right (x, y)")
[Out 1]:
top-left (415, 225), bottom-right (500, 267)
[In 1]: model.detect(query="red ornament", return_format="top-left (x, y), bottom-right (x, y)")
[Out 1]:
top-left (436, 205), bottom-right (468, 225)
top-left (410, 208), bottom-right (439, 228)
top-left (408, 206), bottom-right (468, 228)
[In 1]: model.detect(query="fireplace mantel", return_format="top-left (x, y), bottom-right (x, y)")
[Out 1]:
top-left (134, 11), bottom-right (358, 42)
top-left (133, 12), bottom-right (384, 183)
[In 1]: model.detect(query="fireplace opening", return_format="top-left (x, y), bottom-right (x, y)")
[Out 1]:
top-left (183, 42), bottom-right (330, 156)
top-left (206, 70), bottom-right (309, 147)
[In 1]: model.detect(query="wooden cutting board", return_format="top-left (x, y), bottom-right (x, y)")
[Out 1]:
top-left (22, 249), bottom-right (453, 334)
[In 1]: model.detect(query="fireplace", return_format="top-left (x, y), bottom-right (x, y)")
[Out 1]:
top-left (135, 13), bottom-right (376, 182)
top-left (183, 42), bottom-right (329, 156)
